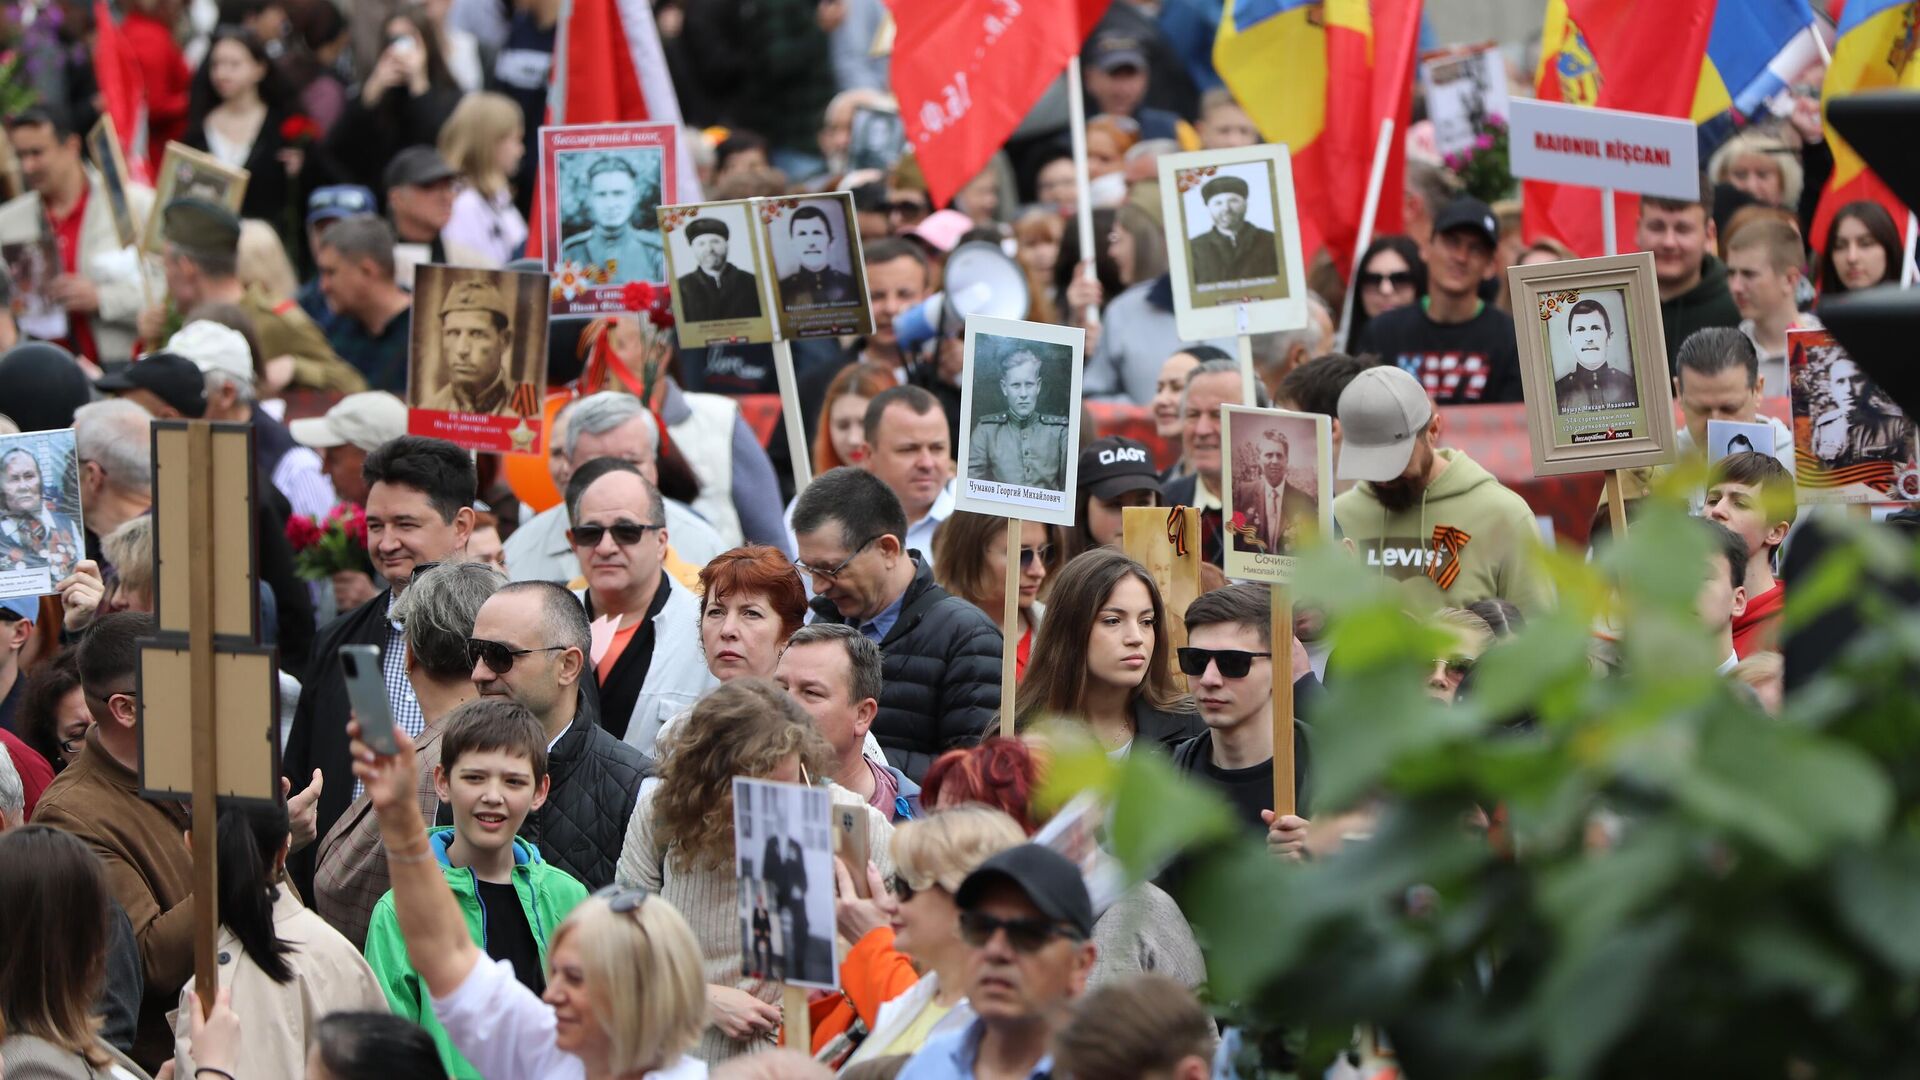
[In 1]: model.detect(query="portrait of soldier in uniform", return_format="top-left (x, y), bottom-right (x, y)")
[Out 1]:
top-left (1811, 354), bottom-right (1915, 469)
top-left (1552, 295), bottom-right (1638, 413)
top-left (675, 214), bottom-right (761, 323)
top-left (967, 347), bottom-right (1070, 490)
top-left (1230, 425), bottom-right (1317, 557)
top-left (559, 154), bottom-right (665, 283)
top-left (1188, 172), bottom-right (1279, 286)
top-left (777, 205), bottom-right (858, 308)
top-left (422, 277), bottom-right (519, 415)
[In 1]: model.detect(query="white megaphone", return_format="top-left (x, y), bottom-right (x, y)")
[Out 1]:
top-left (892, 241), bottom-right (1032, 350)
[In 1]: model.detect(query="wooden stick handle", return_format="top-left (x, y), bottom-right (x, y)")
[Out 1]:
top-left (1604, 469), bottom-right (1628, 542)
top-left (782, 984), bottom-right (812, 1052)
top-left (773, 340), bottom-right (812, 494)
top-left (1270, 583), bottom-right (1295, 817)
top-left (1000, 516), bottom-right (1021, 738)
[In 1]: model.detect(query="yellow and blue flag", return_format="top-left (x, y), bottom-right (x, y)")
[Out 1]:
top-left (1809, 0), bottom-right (1919, 257)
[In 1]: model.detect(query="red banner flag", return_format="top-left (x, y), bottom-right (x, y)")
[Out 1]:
top-left (888, 0), bottom-right (1113, 208)
top-left (92, 1), bottom-right (150, 182)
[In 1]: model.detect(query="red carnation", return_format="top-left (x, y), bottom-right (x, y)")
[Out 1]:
top-left (621, 281), bottom-right (655, 313)
top-left (280, 114), bottom-right (320, 146)
top-left (646, 296), bottom-right (675, 331)
top-left (341, 505), bottom-right (368, 545)
top-left (285, 513), bottom-right (322, 550)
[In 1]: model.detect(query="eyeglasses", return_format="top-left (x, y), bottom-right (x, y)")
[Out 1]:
top-left (958, 910), bottom-right (1082, 952)
top-left (1430, 657), bottom-right (1475, 677)
top-left (568, 522), bottom-right (663, 548)
top-left (1359, 270), bottom-right (1416, 291)
top-left (1176, 647), bottom-right (1272, 679)
top-left (794, 535), bottom-right (879, 582)
top-left (593, 884), bottom-right (652, 915)
top-left (1018, 545), bottom-right (1052, 569)
top-left (466, 638), bottom-right (568, 674)
top-left (887, 873), bottom-right (916, 902)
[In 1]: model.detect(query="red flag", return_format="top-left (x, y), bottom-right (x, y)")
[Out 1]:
top-left (889, 0), bottom-right (1113, 208)
top-left (1524, 0), bottom-right (1718, 256)
top-left (92, 1), bottom-right (150, 182)
top-left (526, 0), bottom-right (696, 260)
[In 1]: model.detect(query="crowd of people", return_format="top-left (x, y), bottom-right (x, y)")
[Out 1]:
top-left (0, 0), bottom-right (1890, 1077)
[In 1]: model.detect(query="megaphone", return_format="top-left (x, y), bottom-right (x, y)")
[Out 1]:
top-left (893, 240), bottom-right (1031, 350)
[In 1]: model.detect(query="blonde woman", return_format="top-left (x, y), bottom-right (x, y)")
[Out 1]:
top-left (616, 679), bottom-right (895, 1064)
top-left (438, 91), bottom-right (530, 267)
top-left (350, 715), bottom-right (710, 1080)
top-left (238, 219), bottom-right (300, 305)
top-left (1708, 131), bottom-right (1803, 209)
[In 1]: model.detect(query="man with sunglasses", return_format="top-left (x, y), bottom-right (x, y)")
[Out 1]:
top-left (793, 467), bottom-right (1001, 782)
top-left (1169, 585), bottom-right (1313, 858)
top-left (896, 844), bottom-right (1097, 1080)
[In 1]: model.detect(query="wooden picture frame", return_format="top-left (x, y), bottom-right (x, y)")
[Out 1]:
top-left (141, 142), bottom-right (249, 256)
top-left (659, 198), bottom-right (774, 348)
top-left (1506, 251), bottom-right (1676, 477)
top-left (85, 114), bottom-right (138, 249)
top-left (1157, 143), bottom-right (1310, 341)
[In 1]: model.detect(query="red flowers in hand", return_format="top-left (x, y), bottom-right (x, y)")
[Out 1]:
top-left (280, 115), bottom-right (320, 146)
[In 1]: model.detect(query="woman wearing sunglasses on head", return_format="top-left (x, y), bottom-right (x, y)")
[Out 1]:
top-left (931, 513), bottom-right (1059, 681)
top-left (1347, 235), bottom-right (1426, 349)
top-left (1014, 549), bottom-right (1204, 755)
top-left (615, 679), bottom-right (896, 1064)
top-left (348, 712), bottom-right (709, 1080)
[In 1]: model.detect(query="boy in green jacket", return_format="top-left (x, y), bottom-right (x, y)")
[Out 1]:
top-left (362, 698), bottom-right (588, 1080)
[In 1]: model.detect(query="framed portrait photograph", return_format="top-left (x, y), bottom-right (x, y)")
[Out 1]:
top-left (0, 428), bottom-right (85, 601)
top-left (539, 121), bottom-right (677, 319)
top-left (758, 192), bottom-right (874, 340)
top-left (847, 106), bottom-right (907, 172)
top-left (953, 314), bottom-right (1085, 527)
top-left (1157, 144), bottom-right (1310, 341)
top-left (406, 264), bottom-right (551, 454)
top-left (1221, 405), bottom-right (1331, 585)
top-left (1787, 327), bottom-right (1920, 503)
top-left (733, 777), bottom-right (838, 990)
top-left (86, 114), bottom-right (139, 249)
top-left (141, 142), bottom-right (248, 256)
top-left (1507, 252), bottom-right (1676, 477)
top-left (659, 199), bottom-right (773, 348)
top-left (1421, 43), bottom-right (1510, 160)
top-left (1706, 419), bottom-right (1777, 466)
top-left (3, 231), bottom-right (69, 342)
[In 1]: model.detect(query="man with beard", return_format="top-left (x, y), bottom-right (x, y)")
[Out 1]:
top-left (1553, 297), bottom-right (1637, 412)
top-left (779, 205), bottom-right (858, 307)
top-left (1188, 173), bottom-right (1278, 286)
top-left (422, 277), bottom-right (518, 415)
top-left (675, 215), bottom-right (761, 322)
top-left (1333, 366), bottom-right (1552, 614)
top-left (967, 349), bottom-right (1069, 489)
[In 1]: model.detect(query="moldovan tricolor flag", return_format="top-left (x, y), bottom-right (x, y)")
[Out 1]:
top-left (92, 1), bottom-right (151, 183)
top-left (888, 0), bottom-right (1112, 208)
top-left (1526, 0), bottom-right (1717, 257)
top-left (525, 0), bottom-right (697, 260)
top-left (1212, 0), bottom-right (1422, 278)
top-left (1808, 0), bottom-right (1919, 267)
top-left (1690, 0), bottom-right (1822, 137)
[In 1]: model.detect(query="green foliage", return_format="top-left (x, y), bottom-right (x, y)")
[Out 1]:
top-left (1054, 499), bottom-right (1920, 1079)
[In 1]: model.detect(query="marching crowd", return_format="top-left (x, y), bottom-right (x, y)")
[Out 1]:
top-left (0, 0), bottom-right (1890, 1078)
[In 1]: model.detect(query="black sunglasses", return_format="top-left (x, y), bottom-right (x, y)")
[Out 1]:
top-left (795, 535), bottom-right (880, 582)
top-left (1431, 657), bottom-right (1475, 677)
top-left (593, 883), bottom-right (652, 914)
top-left (569, 522), bottom-right (663, 548)
top-left (1018, 544), bottom-right (1052, 569)
top-left (958, 910), bottom-right (1082, 953)
top-left (1176, 646), bottom-right (1273, 679)
top-left (887, 873), bottom-right (916, 903)
top-left (1359, 270), bottom-right (1417, 290)
top-left (466, 638), bottom-right (567, 673)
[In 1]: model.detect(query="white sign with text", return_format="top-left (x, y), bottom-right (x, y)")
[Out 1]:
top-left (1508, 98), bottom-right (1700, 201)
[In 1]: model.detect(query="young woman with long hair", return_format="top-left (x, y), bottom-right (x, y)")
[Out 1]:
top-left (932, 511), bottom-right (1058, 679)
top-left (1818, 200), bottom-right (1902, 295)
top-left (438, 91), bottom-right (530, 267)
top-left (813, 362), bottom-right (896, 474)
top-left (184, 26), bottom-right (298, 232)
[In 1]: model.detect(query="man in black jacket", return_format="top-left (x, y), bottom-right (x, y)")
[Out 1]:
top-left (793, 467), bottom-right (1002, 781)
top-left (283, 435), bottom-right (476, 894)
top-left (468, 580), bottom-right (652, 888)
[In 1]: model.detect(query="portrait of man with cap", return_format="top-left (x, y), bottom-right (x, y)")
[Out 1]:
top-left (969, 346), bottom-right (1071, 491)
top-left (777, 203), bottom-right (859, 308)
top-left (558, 153), bottom-right (666, 283)
top-left (1188, 170), bottom-right (1280, 287)
top-left (674, 212), bottom-right (761, 323)
top-left (419, 272), bottom-right (523, 416)
top-left (0, 436), bottom-right (82, 581)
top-left (1230, 421), bottom-right (1318, 557)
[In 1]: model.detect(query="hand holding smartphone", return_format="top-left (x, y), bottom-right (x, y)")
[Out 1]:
top-left (339, 645), bottom-right (400, 756)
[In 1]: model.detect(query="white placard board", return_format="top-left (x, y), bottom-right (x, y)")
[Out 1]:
top-left (1507, 98), bottom-right (1700, 201)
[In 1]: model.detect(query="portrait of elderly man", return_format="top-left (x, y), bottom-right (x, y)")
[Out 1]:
top-left (559, 154), bottom-right (665, 283)
top-left (675, 214), bottom-right (761, 323)
top-left (778, 204), bottom-right (858, 307)
top-left (1553, 296), bottom-right (1637, 412)
top-left (1231, 425), bottom-right (1315, 556)
top-left (0, 443), bottom-right (81, 577)
top-left (968, 347), bottom-right (1069, 490)
top-left (423, 277), bottom-right (519, 416)
top-left (1811, 353), bottom-right (1915, 469)
top-left (1189, 172), bottom-right (1279, 286)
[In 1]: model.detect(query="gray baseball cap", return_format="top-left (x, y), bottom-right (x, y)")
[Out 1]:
top-left (1336, 366), bottom-right (1433, 482)
top-left (290, 391), bottom-right (409, 452)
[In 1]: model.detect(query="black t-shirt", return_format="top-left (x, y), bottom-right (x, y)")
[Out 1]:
top-left (1353, 300), bottom-right (1524, 405)
top-left (476, 878), bottom-right (545, 994)
top-left (1201, 755), bottom-right (1276, 835)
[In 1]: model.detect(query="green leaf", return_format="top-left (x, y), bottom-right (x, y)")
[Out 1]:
top-left (1833, 840), bottom-right (1920, 977)
top-left (1539, 911), bottom-right (1687, 1080)
top-left (1674, 710), bottom-right (1892, 865)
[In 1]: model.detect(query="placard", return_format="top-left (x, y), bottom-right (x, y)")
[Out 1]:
top-left (1422, 43), bottom-right (1511, 160)
top-left (540, 121), bottom-right (677, 319)
top-left (953, 315), bottom-right (1085, 528)
top-left (142, 142), bottom-right (248, 256)
top-left (1158, 144), bottom-right (1310, 341)
top-left (2, 230), bottom-right (68, 341)
top-left (1221, 405), bottom-right (1332, 585)
top-left (86, 114), bottom-right (138, 249)
top-left (758, 192), bottom-right (874, 340)
top-left (733, 777), bottom-right (838, 990)
top-left (1706, 419), bottom-right (1777, 465)
top-left (1788, 328), bottom-right (1920, 503)
top-left (847, 106), bottom-right (907, 172)
top-left (406, 264), bottom-right (551, 454)
top-left (0, 428), bottom-right (83, 601)
top-left (659, 199), bottom-right (774, 348)
top-left (1507, 98), bottom-right (1699, 201)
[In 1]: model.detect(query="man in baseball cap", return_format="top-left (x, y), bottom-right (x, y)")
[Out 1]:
top-left (291, 392), bottom-right (409, 508)
top-left (1076, 436), bottom-right (1161, 548)
top-left (95, 352), bottom-right (209, 418)
top-left (298, 184), bottom-right (378, 329)
top-left (383, 146), bottom-right (457, 262)
top-left (422, 277), bottom-right (517, 415)
top-left (896, 845), bottom-right (1096, 1080)
top-left (1080, 27), bottom-right (1192, 145)
top-left (1333, 366), bottom-right (1552, 613)
top-left (1350, 194), bottom-right (1524, 406)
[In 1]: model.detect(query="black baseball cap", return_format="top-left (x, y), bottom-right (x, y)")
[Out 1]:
top-left (1431, 196), bottom-right (1500, 250)
top-left (383, 145), bottom-right (456, 191)
top-left (1079, 436), bottom-right (1161, 501)
top-left (96, 352), bottom-right (209, 418)
top-left (955, 844), bottom-right (1094, 939)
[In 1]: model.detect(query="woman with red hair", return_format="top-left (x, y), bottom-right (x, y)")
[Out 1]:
top-left (813, 362), bottom-right (898, 474)
top-left (696, 546), bottom-right (809, 682)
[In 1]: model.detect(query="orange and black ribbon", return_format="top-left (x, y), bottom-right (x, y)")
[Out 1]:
top-left (1167, 506), bottom-right (1190, 558)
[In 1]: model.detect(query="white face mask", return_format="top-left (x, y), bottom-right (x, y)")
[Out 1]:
top-left (1087, 171), bottom-right (1128, 210)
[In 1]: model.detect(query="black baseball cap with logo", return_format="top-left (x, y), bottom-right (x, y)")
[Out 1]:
top-left (1432, 196), bottom-right (1500, 250)
top-left (96, 352), bottom-right (209, 418)
top-left (955, 844), bottom-right (1095, 939)
top-left (1078, 435), bottom-right (1161, 501)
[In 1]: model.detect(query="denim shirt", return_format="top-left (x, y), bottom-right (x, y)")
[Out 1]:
top-left (896, 1019), bottom-right (1054, 1080)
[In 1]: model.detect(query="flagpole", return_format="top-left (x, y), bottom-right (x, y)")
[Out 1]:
top-left (1334, 119), bottom-right (1397, 352)
top-left (1066, 56), bottom-right (1101, 328)
top-left (1603, 188), bottom-right (1617, 257)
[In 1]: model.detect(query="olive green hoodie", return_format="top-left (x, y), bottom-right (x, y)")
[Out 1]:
top-left (1333, 448), bottom-right (1554, 615)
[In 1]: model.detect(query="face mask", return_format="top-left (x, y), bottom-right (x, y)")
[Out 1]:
top-left (1088, 171), bottom-right (1127, 210)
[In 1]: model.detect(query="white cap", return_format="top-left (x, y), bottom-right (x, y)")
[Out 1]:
top-left (290, 392), bottom-right (409, 451)
top-left (165, 321), bottom-right (254, 383)
top-left (1336, 366), bottom-right (1434, 483)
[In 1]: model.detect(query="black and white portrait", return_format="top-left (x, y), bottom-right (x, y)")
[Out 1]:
top-left (671, 205), bottom-right (762, 324)
top-left (0, 428), bottom-right (84, 600)
top-left (556, 147), bottom-right (666, 284)
top-left (847, 106), bottom-right (907, 172)
top-left (733, 778), bottom-right (837, 989)
top-left (773, 199), bottom-right (859, 309)
top-left (1548, 289), bottom-right (1639, 414)
top-left (1706, 419), bottom-right (1776, 465)
top-left (1183, 164), bottom-right (1281, 288)
top-left (1801, 343), bottom-right (1914, 471)
top-left (954, 315), bottom-right (1086, 527)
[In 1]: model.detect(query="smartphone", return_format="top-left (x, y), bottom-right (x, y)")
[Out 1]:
top-left (834, 806), bottom-right (870, 898)
top-left (387, 34), bottom-right (417, 54)
top-left (339, 645), bottom-right (400, 756)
